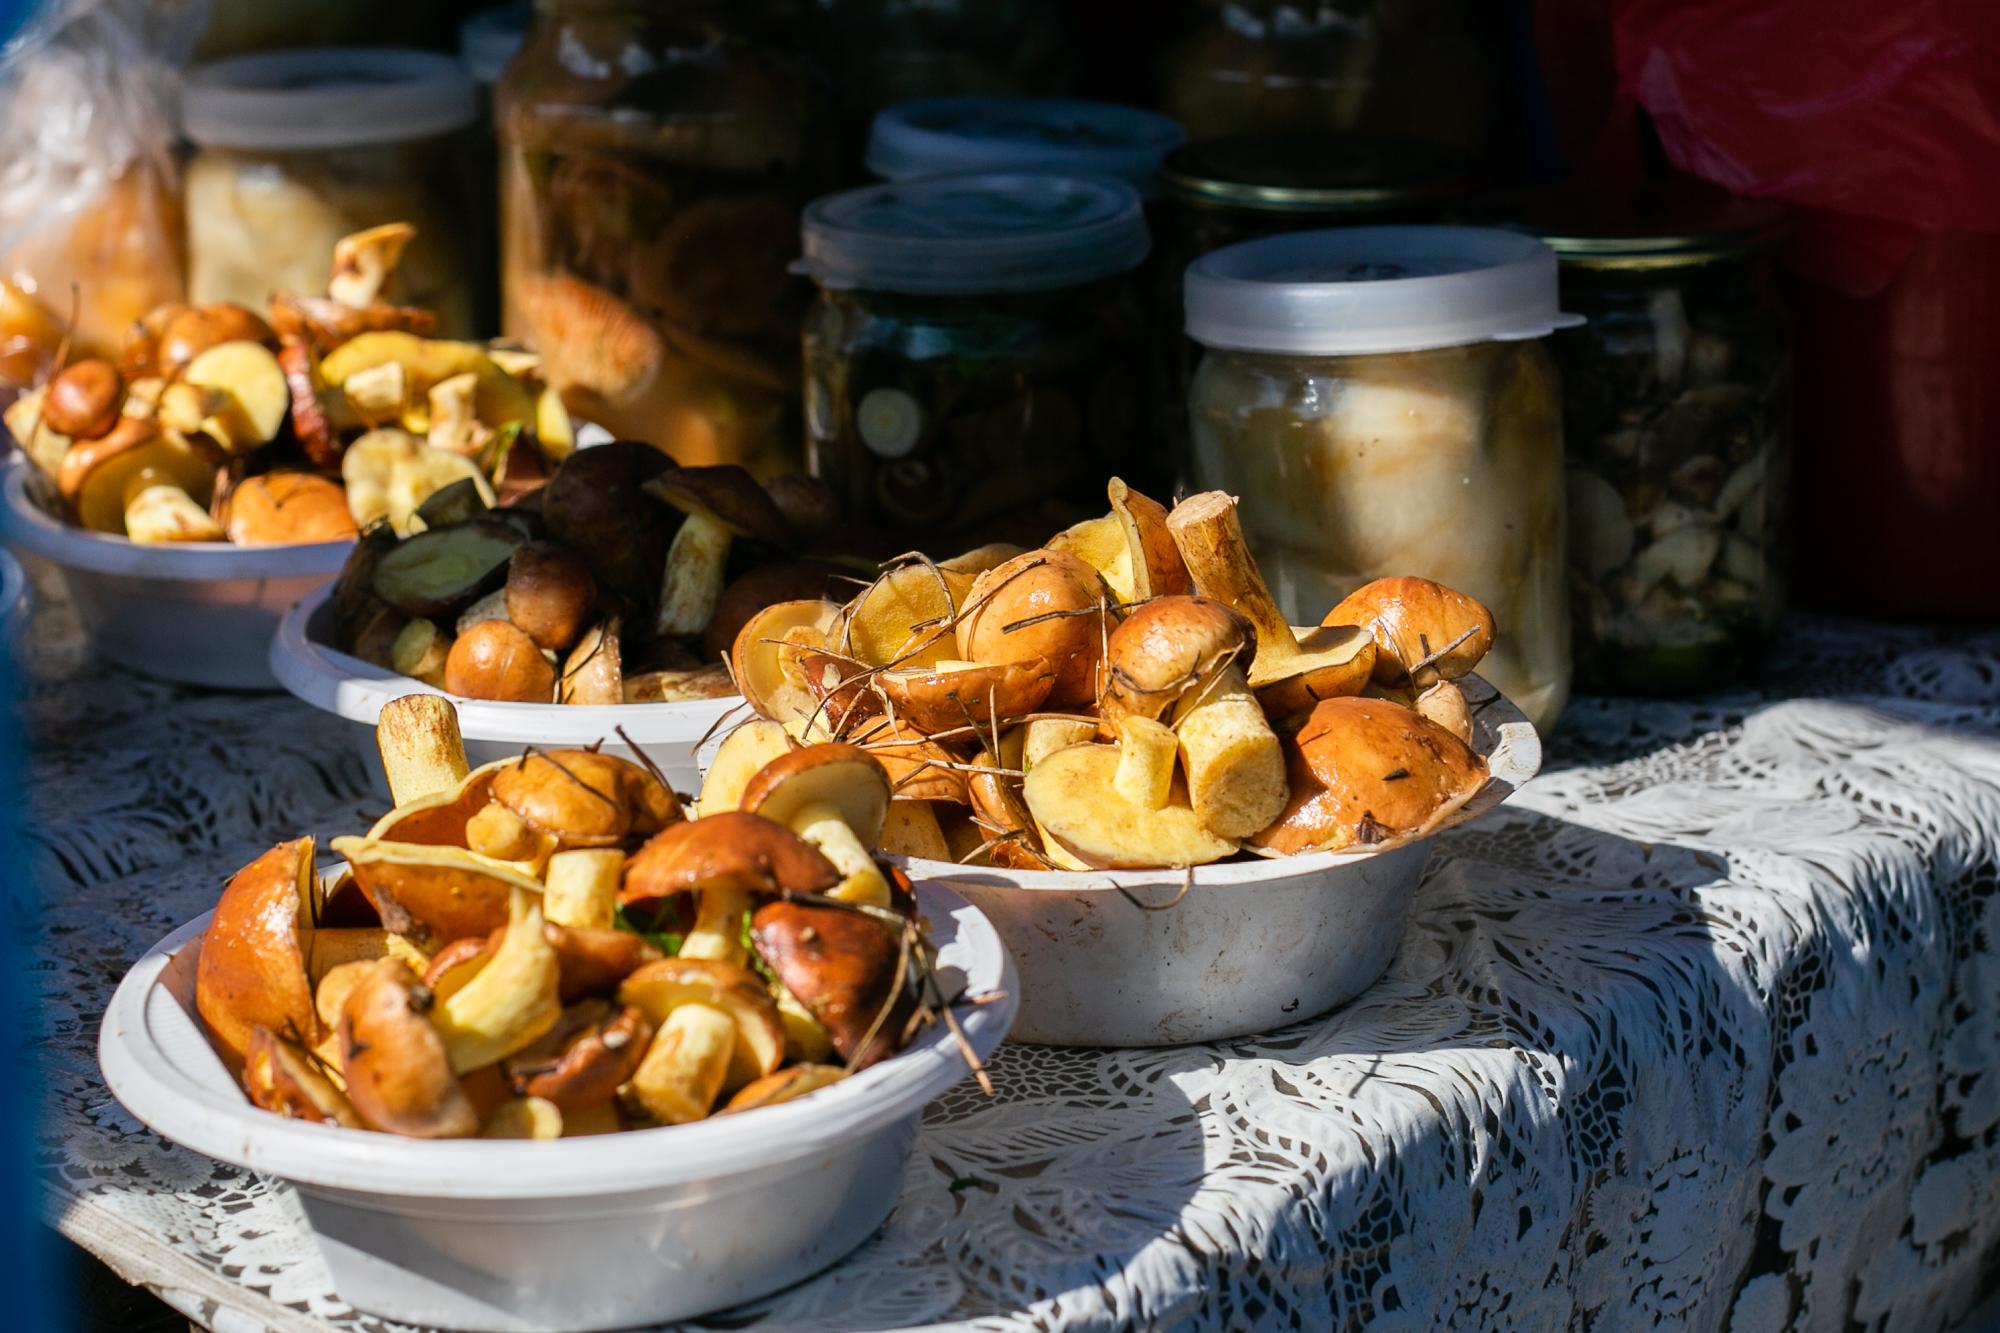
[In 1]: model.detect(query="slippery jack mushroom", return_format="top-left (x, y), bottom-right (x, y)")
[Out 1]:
top-left (738, 744), bottom-right (894, 908)
top-left (222, 472), bottom-right (360, 546)
top-left (617, 958), bottom-right (786, 1124)
top-left (1022, 742), bottom-right (1237, 870)
top-left (752, 897), bottom-right (915, 1072)
top-left (955, 549), bottom-right (1115, 709)
top-left (338, 956), bottom-right (480, 1138)
top-left (195, 837), bottom-right (321, 1069)
top-left (643, 465), bottom-right (792, 638)
top-left (428, 886), bottom-right (563, 1073)
top-left (467, 748), bottom-right (683, 867)
top-left (619, 810), bottom-right (840, 966)
top-left (58, 417), bottom-right (220, 540)
top-left (1324, 575), bottom-right (1497, 746)
top-left (502, 999), bottom-right (654, 1114)
top-left (1165, 491), bottom-right (1376, 717)
top-left (1099, 596), bottom-right (1287, 840)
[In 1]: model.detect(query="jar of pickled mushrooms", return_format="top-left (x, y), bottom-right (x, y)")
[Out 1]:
top-left (1183, 226), bottom-right (1577, 730)
top-left (1507, 184), bottom-right (1790, 694)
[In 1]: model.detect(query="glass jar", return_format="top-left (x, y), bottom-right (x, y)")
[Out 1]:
top-left (496, 0), bottom-right (835, 473)
top-left (1508, 186), bottom-right (1791, 694)
top-left (458, 7), bottom-right (530, 333)
top-left (798, 173), bottom-right (1152, 549)
top-left (181, 49), bottom-right (479, 335)
top-left (1184, 226), bottom-right (1576, 731)
top-left (866, 97), bottom-right (1185, 197)
top-left (1156, 0), bottom-right (1501, 167)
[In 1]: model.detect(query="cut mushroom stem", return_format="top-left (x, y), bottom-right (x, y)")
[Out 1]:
top-left (739, 745), bottom-right (894, 909)
top-left (680, 886), bottom-right (751, 965)
top-left (654, 510), bottom-right (732, 638)
top-left (433, 887), bottom-right (562, 1073)
top-left (618, 959), bottom-right (785, 1123)
top-left (1111, 715), bottom-right (1177, 810)
top-left (376, 694), bottom-right (470, 806)
top-left (1415, 679), bottom-right (1474, 745)
top-left (795, 803), bottom-right (891, 906)
top-left (1173, 663), bottom-right (1286, 840)
top-left (541, 849), bottom-right (623, 930)
top-left (329, 222), bottom-right (415, 309)
top-left (125, 483), bottom-right (225, 543)
top-left (629, 1003), bottom-right (736, 1124)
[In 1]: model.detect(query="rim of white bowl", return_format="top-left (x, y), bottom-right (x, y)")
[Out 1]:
top-left (899, 673), bottom-right (1541, 891)
top-left (98, 879), bottom-right (1016, 1199)
top-left (271, 582), bottom-right (746, 738)
top-left (0, 459), bottom-right (353, 578)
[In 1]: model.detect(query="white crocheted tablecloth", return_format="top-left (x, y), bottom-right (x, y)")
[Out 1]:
top-left (21, 561), bottom-right (2000, 1333)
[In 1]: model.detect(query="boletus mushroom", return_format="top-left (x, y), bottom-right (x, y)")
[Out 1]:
top-left (1022, 743), bottom-right (1236, 870)
top-left (751, 899), bottom-right (914, 1071)
top-left (954, 549), bottom-right (1114, 709)
top-left (621, 809), bottom-right (840, 968)
top-left (337, 957), bottom-right (479, 1138)
top-left (1324, 575), bottom-right (1496, 745)
top-left (242, 1025), bottom-right (363, 1127)
top-left (483, 749), bottom-right (682, 857)
top-left (617, 958), bottom-right (786, 1123)
top-left (503, 1000), bottom-right (654, 1113)
top-left (738, 744), bottom-right (893, 907)
top-left (196, 837), bottom-right (320, 1070)
top-left (643, 464), bottom-right (792, 638)
top-left (223, 472), bottom-right (360, 545)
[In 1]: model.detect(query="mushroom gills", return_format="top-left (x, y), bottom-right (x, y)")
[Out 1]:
top-left (432, 887), bottom-right (562, 1072)
top-left (625, 1003), bottom-right (737, 1124)
top-left (654, 510), bottom-right (732, 638)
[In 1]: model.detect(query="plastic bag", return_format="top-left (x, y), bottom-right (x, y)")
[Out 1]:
top-left (0, 0), bottom-right (207, 384)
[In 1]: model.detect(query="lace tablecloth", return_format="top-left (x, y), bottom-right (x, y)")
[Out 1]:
top-left (21, 562), bottom-right (2000, 1333)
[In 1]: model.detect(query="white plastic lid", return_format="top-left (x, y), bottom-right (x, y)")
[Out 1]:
top-left (1183, 226), bottom-right (1583, 355)
top-left (867, 97), bottom-right (1187, 195)
top-left (459, 6), bottom-right (528, 86)
top-left (798, 173), bottom-right (1150, 296)
top-left (183, 48), bottom-right (478, 151)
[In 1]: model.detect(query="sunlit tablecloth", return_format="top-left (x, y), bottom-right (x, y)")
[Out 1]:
top-left (22, 560), bottom-right (2000, 1332)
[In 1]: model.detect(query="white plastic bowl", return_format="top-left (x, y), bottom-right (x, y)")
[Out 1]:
top-left (272, 583), bottom-right (743, 797)
top-left (99, 878), bottom-right (1016, 1332)
top-left (0, 460), bottom-right (351, 688)
top-left (902, 676), bottom-right (1540, 1046)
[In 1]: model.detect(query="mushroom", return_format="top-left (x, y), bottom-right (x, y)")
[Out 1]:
top-left (622, 664), bottom-right (734, 703)
top-left (729, 599), bottom-right (843, 723)
top-left (503, 1001), bottom-right (653, 1112)
top-left (318, 332), bottom-right (534, 433)
top-left (181, 340), bottom-right (291, 453)
top-left (223, 472), bottom-right (360, 545)
top-left (558, 618), bottom-right (623, 705)
top-left (541, 441), bottom-right (676, 607)
top-left (267, 291), bottom-right (437, 352)
top-left (328, 222), bottom-right (416, 309)
top-left (58, 419), bottom-right (216, 537)
top-left (427, 370), bottom-right (495, 456)
top-left (158, 302), bottom-right (274, 370)
top-left (696, 720), bottom-right (795, 818)
top-left (643, 465), bottom-right (792, 638)
top-left (840, 559), bottom-right (962, 671)
top-left (1100, 596), bottom-right (1287, 839)
top-left (43, 357), bottom-right (123, 438)
top-left (277, 341), bottom-right (343, 470)
top-left (328, 835), bottom-right (546, 947)
top-left (1249, 696), bottom-right (1488, 856)
top-left (4, 386), bottom-right (75, 479)
top-left (195, 838), bottom-right (320, 1070)
top-left (1109, 478), bottom-right (1191, 600)
top-left (1021, 744), bottom-right (1237, 869)
top-left (965, 747), bottom-right (1049, 869)
top-left (955, 550), bottom-right (1115, 708)
top-left (505, 542), bottom-right (597, 652)
top-left (844, 716), bottom-right (969, 805)
top-left (242, 1026), bottom-right (363, 1127)
top-left (481, 1097), bottom-right (564, 1139)
top-left (704, 561), bottom-right (847, 664)
top-left (486, 749), bottom-right (683, 853)
top-left (337, 957), bottom-right (480, 1138)
top-left (1165, 491), bottom-right (1377, 717)
top-left (878, 799), bottom-right (952, 860)
top-left (620, 811), bottom-right (840, 967)
top-left (541, 848), bottom-right (625, 929)
top-left (374, 693), bottom-right (470, 806)
top-left (124, 480), bottom-right (227, 544)
top-left (430, 887), bottom-right (562, 1072)
top-left (544, 923), bottom-right (664, 1001)
top-left (617, 958), bottom-right (786, 1123)
top-left (1324, 575), bottom-right (1496, 740)
top-left (445, 620), bottom-right (556, 702)
top-left (391, 620), bottom-right (452, 687)
top-left (874, 656), bottom-right (1056, 736)
top-left (738, 744), bottom-right (893, 907)
top-left (750, 899), bottom-right (914, 1070)
top-left (341, 427), bottom-right (494, 535)
top-left (723, 1063), bottom-right (846, 1112)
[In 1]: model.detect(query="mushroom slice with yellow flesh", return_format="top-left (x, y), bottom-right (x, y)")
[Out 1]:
top-left (431, 886), bottom-right (563, 1073)
top-left (195, 838), bottom-right (320, 1071)
top-left (1023, 744), bottom-right (1237, 870)
top-left (1249, 696), bottom-right (1488, 857)
top-left (697, 719), bottom-right (795, 817)
top-left (875, 657), bottom-right (1055, 737)
top-left (1044, 511), bottom-right (1134, 601)
top-left (643, 465), bottom-right (793, 638)
top-left (723, 1063), bottom-right (846, 1113)
top-left (730, 598), bottom-right (842, 723)
top-left (1166, 491), bottom-right (1378, 717)
top-left (338, 957), bottom-right (480, 1138)
top-left (1109, 477), bottom-right (1191, 600)
top-left (503, 1001), bottom-right (653, 1112)
top-left (618, 958), bottom-right (785, 1124)
top-left (751, 899), bottom-right (914, 1071)
top-left (878, 799), bottom-right (951, 860)
top-left (543, 848), bottom-right (625, 929)
top-left (739, 744), bottom-right (893, 908)
top-left (328, 222), bottom-right (416, 309)
top-left (242, 1025), bottom-right (364, 1127)
top-left (329, 835), bottom-right (546, 948)
top-left (1101, 596), bottom-right (1287, 839)
top-left (1324, 575), bottom-right (1497, 691)
top-left (320, 332), bottom-right (534, 430)
top-left (60, 421), bottom-right (219, 538)
top-left (843, 559), bottom-right (961, 670)
top-left (181, 340), bottom-right (290, 453)
top-left (621, 811), bottom-right (839, 967)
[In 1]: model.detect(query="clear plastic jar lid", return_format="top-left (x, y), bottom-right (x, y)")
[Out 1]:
top-left (867, 97), bottom-right (1187, 194)
top-left (1183, 226), bottom-right (1581, 355)
top-left (183, 49), bottom-right (478, 151)
top-left (459, 7), bottom-right (528, 87)
top-left (798, 173), bottom-right (1151, 296)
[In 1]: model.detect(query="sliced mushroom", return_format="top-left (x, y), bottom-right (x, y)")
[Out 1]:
top-left (739, 744), bottom-right (893, 907)
top-left (504, 1001), bottom-right (653, 1112)
top-left (644, 465), bottom-right (792, 638)
top-left (842, 560), bottom-right (960, 670)
top-left (431, 887), bottom-right (562, 1073)
top-left (557, 617), bottom-right (623, 705)
top-left (343, 428), bottom-right (496, 536)
top-left (1109, 478), bottom-right (1190, 600)
top-left (195, 838), bottom-right (320, 1070)
top-left (328, 835), bottom-right (546, 947)
top-left (723, 1063), bottom-right (846, 1112)
top-left (242, 1025), bottom-right (364, 1127)
top-left (751, 899), bottom-right (913, 1071)
top-left (125, 482), bottom-right (226, 543)
top-left (955, 550), bottom-right (1115, 708)
top-left (1166, 491), bottom-right (1377, 716)
top-left (1324, 575), bottom-right (1496, 690)
top-left (328, 222), bottom-right (416, 309)
top-left (338, 957), bottom-right (479, 1138)
top-left (696, 719), bottom-right (795, 818)
top-left (1022, 744), bottom-right (1237, 870)
top-left (617, 958), bottom-right (785, 1123)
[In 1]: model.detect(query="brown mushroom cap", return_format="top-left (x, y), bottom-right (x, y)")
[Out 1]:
top-left (616, 956), bottom-right (786, 1087)
top-left (224, 473), bottom-right (360, 546)
top-left (504, 1001), bottom-right (653, 1112)
top-left (243, 1025), bottom-right (362, 1127)
top-left (956, 550), bottom-right (1113, 708)
top-left (544, 923), bottom-right (664, 1000)
top-left (541, 442), bottom-right (676, 608)
top-left (750, 900), bottom-right (913, 1070)
top-left (196, 838), bottom-right (319, 1071)
top-left (331, 836), bottom-right (547, 947)
top-left (44, 358), bottom-right (123, 438)
top-left (1249, 696), bottom-right (1488, 856)
top-left (505, 542), bottom-right (597, 652)
top-left (1100, 596), bottom-right (1253, 726)
top-left (338, 957), bottom-right (479, 1138)
top-left (739, 743), bottom-right (893, 847)
top-left (644, 464), bottom-right (790, 546)
top-left (160, 302), bottom-right (274, 368)
top-left (444, 621), bottom-right (557, 702)
top-left (843, 716), bottom-right (969, 805)
top-left (876, 657), bottom-right (1056, 736)
top-left (620, 811), bottom-right (840, 911)
top-left (1325, 576), bottom-right (1496, 686)
top-left (490, 750), bottom-right (682, 847)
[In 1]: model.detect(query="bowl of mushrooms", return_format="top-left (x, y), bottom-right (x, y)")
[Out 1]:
top-left (271, 439), bottom-right (855, 792)
top-left (99, 695), bottom-right (1014, 1331)
top-left (719, 479), bottom-right (1542, 1045)
top-left (0, 223), bottom-right (572, 688)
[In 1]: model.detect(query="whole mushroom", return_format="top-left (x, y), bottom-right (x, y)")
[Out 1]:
top-left (643, 465), bottom-right (792, 638)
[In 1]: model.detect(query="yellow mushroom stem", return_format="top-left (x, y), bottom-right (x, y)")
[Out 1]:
top-left (464, 802), bottom-right (547, 863)
top-left (627, 1003), bottom-right (736, 1124)
top-left (541, 848), bottom-right (624, 930)
top-left (1111, 715), bottom-right (1178, 811)
top-left (774, 983), bottom-right (833, 1063)
top-left (124, 484), bottom-right (223, 543)
top-left (654, 511), bottom-right (732, 638)
top-left (791, 801), bottom-right (891, 907)
top-left (433, 888), bottom-right (561, 1073)
top-left (878, 799), bottom-right (949, 860)
top-left (680, 886), bottom-right (751, 964)
top-left (1170, 662), bottom-right (1287, 840)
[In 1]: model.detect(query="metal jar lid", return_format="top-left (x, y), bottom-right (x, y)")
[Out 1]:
top-left (1161, 135), bottom-right (1482, 217)
top-left (1479, 179), bottom-right (1787, 271)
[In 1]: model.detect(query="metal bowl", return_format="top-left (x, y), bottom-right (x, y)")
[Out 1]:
top-left (900, 676), bottom-right (1540, 1046)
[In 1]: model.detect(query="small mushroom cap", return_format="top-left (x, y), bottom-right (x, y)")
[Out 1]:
top-left (224, 472), bottom-right (360, 546)
top-left (1101, 596), bottom-right (1253, 724)
top-left (490, 750), bottom-right (682, 848)
top-left (1248, 624), bottom-right (1377, 718)
top-left (750, 900), bottom-right (914, 1069)
top-left (330, 834), bottom-right (546, 947)
top-left (43, 357), bottom-right (123, 438)
top-left (504, 1001), bottom-right (653, 1112)
top-left (723, 1062), bottom-right (846, 1112)
top-left (620, 811), bottom-right (840, 909)
top-left (644, 464), bottom-right (790, 546)
top-left (505, 542), bottom-right (597, 652)
top-left (955, 550), bottom-right (1113, 708)
top-left (617, 956), bottom-right (786, 1086)
top-left (739, 743), bottom-right (893, 847)
top-left (338, 957), bottom-right (479, 1138)
top-left (730, 597), bottom-right (842, 723)
top-left (1325, 576), bottom-right (1495, 686)
top-left (876, 657), bottom-right (1056, 736)
top-left (1249, 696), bottom-right (1487, 856)
top-left (541, 441), bottom-right (675, 608)
top-left (159, 302), bottom-right (274, 368)
top-left (196, 837), bottom-right (319, 1070)
top-left (444, 620), bottom-right (557, 702)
